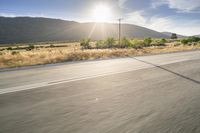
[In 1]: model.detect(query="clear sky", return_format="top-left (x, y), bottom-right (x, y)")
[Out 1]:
top-left (0, 0), bottom-right (200, 36)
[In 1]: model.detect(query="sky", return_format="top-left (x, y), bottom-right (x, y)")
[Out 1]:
top-left (0, 0), bottom-right (200, 36)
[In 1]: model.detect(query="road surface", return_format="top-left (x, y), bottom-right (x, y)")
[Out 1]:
top-left (1, 50), bottom-right (200, 133)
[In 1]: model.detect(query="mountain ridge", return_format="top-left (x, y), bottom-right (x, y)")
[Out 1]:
top-left (0, 16), bottom-right (169, 44)
top-left (162, 32), bottom-right (187, 38)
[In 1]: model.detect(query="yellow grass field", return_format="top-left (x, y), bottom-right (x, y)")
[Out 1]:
top-left (0, 42), bottom-right (200, 68)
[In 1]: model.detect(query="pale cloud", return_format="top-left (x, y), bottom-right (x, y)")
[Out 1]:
top-left (118, 0), bottom-right (128, 8)
top-left (123, 11), bottom-right (172, 29)
top-left (148, 16), bottom-right (173, 31)
top-left (152, 0), bottom-right (200, 13)
top-left (124, 11), bottom-right (147, 26)
top-left (0, 13), bottom-right (16, 17)
top-left (151, 0), bottom-right (168, 8)
top-left (123, 11), bottom-right (200, 35)
top-left (0, 12), bottom-right (47, 18)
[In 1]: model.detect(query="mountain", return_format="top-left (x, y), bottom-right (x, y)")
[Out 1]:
top-left (195, 35), bottom-right (200, 37)
top-left (162, 32), bottom-right (187, 38)
top-left (0, 17), bottom-right (169, 44)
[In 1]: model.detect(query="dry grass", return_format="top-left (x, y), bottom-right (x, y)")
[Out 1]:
top-left (0, 43), bottom-right (200, 68)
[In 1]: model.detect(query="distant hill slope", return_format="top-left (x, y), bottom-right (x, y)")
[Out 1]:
top-left (162, 32), bottom-right (187, 38)
top-left (195, 35), bottom-right (200, 37)
top-left (0, 17), bottom-right (169, 44)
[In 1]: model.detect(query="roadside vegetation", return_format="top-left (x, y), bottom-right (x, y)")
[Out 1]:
top-left (1, 36), bottom-right (200, 68)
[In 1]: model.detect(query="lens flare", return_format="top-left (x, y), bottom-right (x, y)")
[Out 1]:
top-left (92, 4), bottom-right (112, 22)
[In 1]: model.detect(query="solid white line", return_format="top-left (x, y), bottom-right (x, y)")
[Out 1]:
top-left (0, 58), bottom-right (191, 95)
top-left (158, 59), bottom-right (190, 65)
top-left (0, 65), bottom-right (153, 95)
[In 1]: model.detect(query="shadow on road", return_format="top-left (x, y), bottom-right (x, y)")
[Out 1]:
top-left (132, 57), bottom-right (200, 85)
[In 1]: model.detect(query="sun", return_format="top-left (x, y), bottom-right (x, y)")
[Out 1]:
top-left (92, 4), bottom-right (112, 22)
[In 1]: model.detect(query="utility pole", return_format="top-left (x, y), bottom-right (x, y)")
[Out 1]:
top-left (118, 18), bottom-right (123, 45)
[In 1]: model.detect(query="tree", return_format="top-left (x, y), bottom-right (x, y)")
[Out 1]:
top-left (171, 33), bottom-right (178, 39)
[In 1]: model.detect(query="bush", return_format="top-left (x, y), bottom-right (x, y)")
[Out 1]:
top-left (180, 37), bottom-right (200, 45)
top-left (7, 47), bottom-right (12, 50)
top-left (187, 36), bottom-right (200, 42)
top-left (50, 44), bottom-right (55, 48)
top-left (11, 51), bottom-right (19, 55)
top-left (131, 39), bottom-right (144, 49)
top-left (80, 39), bottom-right (91, 49)
top-left (151, 39), bottom-right (166, 46)
top-left (120, 37), bottom-right (132, 48)
top-left (95, 40), bottom-right (105, 49)
top-left (181, 39), bottom-right (189, 45)
top-left (174, 42), bottom-right (182, 46)
top-left (161, 38), bottom-right (167, 43)
top-left (26, 45), bottom-right (35, 51)
top-left (144, 38), bottom-right (152, 47)
top-left (104, 37), bottom-right (116, 48)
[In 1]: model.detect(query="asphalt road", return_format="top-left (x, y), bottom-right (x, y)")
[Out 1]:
top-left (1, 50), bottom-right (200, 133)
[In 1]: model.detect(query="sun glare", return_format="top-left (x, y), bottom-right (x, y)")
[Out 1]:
top-left (92, 4), bottom-right (112, 22)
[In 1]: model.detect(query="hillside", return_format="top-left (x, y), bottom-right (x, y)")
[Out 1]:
top-left (0, 17), bottom-right (169, 44)
top-left (162, 32), bottom-right (186, 38)
top-left (195, 35), bottom-right (200, 37)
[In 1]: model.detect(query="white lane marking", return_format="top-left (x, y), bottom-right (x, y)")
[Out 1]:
top-left (0, 58), bottom-right (191, 95)
top-left (158, 59), bottom-right (190, 66)
top-left (0, 65), bottom-right (153, 95)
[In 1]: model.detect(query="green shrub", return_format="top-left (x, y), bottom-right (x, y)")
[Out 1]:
top-left (95, 40), bottom-right (105, 49)
top-left (188, 36), bottom-right (200, 42)
top-left (161, 38), bottom-right (167, 43)
top-left (181, 37), bottom-right (200, 45)
top-left (11, 51), bottom-right (19, 55)
top-left (7, 47), bottom-right (12, 50)
top-left (26, 45), bottom-right (35, 51)
top-left (174, 42), bottom-right (182, 46)
top-left (50, 44), bottom-right (55, 48)
top-left (131, 39), bottom-right (144, 49)
top-left (104, 37), bottom-right (115, 48)
top-left (151, 39), bottom-right (166, 46)
top-left (181, 39), bottom-right (189, 45)
top-left (144, 38), bottom-right (152, 47)
top-left (120, 37), bottom-right (132, 48)
top-left (80, 39), bottom-right (91, 49)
